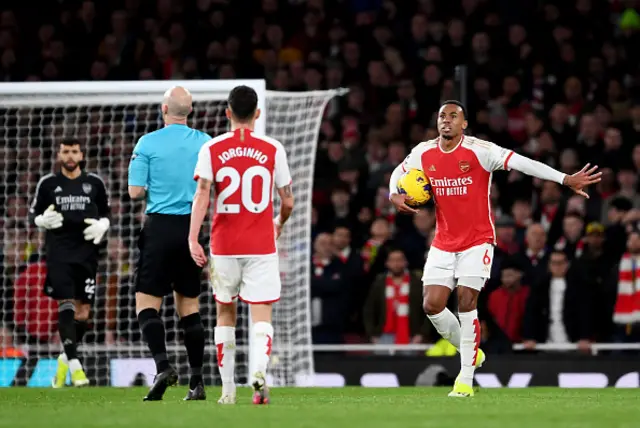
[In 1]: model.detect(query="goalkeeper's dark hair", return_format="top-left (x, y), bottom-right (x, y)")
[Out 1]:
top-left (60, 138), bottom-right (82, 151)
top-left (440, 100), bottom-right (468, 120)
top-left (228, 85), bottom-right (258, 122)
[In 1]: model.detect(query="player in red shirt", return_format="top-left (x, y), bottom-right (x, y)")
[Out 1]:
top-left (189, 86), bottom-right (294, 405)
top-left (388, 101), bottom-right (600, 397)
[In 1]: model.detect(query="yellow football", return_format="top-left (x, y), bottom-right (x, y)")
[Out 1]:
top-left (397, 169), bottom-right (432, 207)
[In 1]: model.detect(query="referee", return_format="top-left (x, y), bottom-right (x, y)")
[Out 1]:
top-left (128, 86), bottom-right (211, 401)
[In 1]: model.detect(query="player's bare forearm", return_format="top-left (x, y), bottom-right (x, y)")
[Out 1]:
top-left (277, 185), bottom-right (294, 225)
top-left (189, 178), bottom-right (211, 242)
top-left (128, 185), bottom-right (146, 201)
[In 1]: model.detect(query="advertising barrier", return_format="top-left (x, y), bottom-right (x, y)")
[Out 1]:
top-left (0, 353), bottom-right (638, 387)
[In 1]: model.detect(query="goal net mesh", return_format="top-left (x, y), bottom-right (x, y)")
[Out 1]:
top-left (0, 84), bottom-right (340, 387)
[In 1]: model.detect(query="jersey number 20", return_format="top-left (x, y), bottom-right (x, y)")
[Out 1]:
top-left (216, 166), bottom-right (271, 214)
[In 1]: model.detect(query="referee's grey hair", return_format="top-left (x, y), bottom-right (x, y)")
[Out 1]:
top-left (163, 86), bottom-right (192, 118)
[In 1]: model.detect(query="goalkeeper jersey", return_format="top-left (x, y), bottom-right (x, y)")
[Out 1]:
top-left (194, 129), bottom-right (292, 257)
top-left (28, 171), bottom-right (110, 262)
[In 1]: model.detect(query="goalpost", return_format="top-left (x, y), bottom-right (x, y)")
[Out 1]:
top-left (0, 80), bottom-right (344, 387)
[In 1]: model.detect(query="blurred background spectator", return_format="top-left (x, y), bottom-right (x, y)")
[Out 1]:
top-left (0, 0), bottom-right (639, 354)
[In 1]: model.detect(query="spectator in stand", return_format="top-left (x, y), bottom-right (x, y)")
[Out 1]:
top-left (311, 232), bottom-right (348, 344)
top-left (511, 198), bottom-right (533, 245)
top-left (575, 223), bottom-right (619, 342)
top-left (396, 208), bottom-right (435, 271)
top-left (612, 229), bottom-right (640, 345)
top-left (332, 224), bottom-right (365, 335)
top-left (513, 223), bottom-right (549, 287)
top-left (554, 212), bottom-right (585, 260)
top-left (523, 250), bottom-right (593, 353)
top-left (361, 217), bottom-right (392, 276)
top-left (534, 181), bottom-right (566, 246)
top-left (482, 257), bottom-right (529, 352)
top-left (495, 216), bottom-right (519, 255)
top-left (363, 249), bottom-right (429, 347)
top-left (605, 197), bottom-right (636, 260)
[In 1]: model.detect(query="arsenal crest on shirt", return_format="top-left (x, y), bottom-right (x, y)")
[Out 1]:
top-left (459, 160), bottom-right (470, 173)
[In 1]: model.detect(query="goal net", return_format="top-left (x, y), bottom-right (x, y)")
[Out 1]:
top-left (0, 80), bottom-right (343, 388)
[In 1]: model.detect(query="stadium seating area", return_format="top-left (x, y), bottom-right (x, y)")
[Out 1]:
top-left (1, 0), bottom-right (640, 353)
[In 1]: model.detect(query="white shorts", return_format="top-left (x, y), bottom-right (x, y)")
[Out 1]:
top-left (209, 254), bottom-right (281, 304)
top-left (421, 243), bottom-right (494, 291)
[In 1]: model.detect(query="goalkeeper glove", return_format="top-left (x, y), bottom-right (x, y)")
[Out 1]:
top-left (35, 205), bottom-right (63, 230)
top-left (83, 217), bottom-right (110, 244)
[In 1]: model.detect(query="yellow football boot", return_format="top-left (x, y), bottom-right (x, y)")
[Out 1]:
top-left (51, 354), bottom-right (68, 389)
top-left (71, 367), bottom-right (89, 387)
top-left (448, 376), bottom-right (474, 397)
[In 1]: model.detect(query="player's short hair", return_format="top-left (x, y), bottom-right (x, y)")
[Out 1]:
top-left (60, 138), bottom-right (82, 150)
top-left (228, 85), bottom-right (258, 122)
top-left (440, 100), bottom-right (467, 119)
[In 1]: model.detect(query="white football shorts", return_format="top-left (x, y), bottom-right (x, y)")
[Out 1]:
top-left (421, 243), bottom-right (494, 291)
top-left (210, 254), bottom-right (281, 304)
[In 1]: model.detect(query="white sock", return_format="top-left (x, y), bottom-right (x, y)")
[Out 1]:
top-left (250, 321), bottom-right (274, 387)
top-left (458, 310), bottom-right (480, 386)
top-left (214, 326), bottom-right (236, 394)
top-left (68, 358), bottom-right (82, 372)
top-left (59, 353), bottom-right (68, 364)
top-left (427, 308), bottom-right (461, 349)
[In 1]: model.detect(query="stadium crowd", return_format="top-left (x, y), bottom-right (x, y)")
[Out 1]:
top-left (0, 0), bottom-right (640, 354)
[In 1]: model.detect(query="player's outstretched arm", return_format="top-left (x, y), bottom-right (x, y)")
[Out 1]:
top-left (274, 185), bottom-right (294, 239)
top-left (189, 177), bottom-right (211, 267)
top-left (388, 162), bottom-right (418, 214)
top-left (507, 153), bottom-right (602, 198)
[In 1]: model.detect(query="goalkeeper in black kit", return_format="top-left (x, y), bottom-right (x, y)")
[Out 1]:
top-left (29, 139), bottom-right (110, 388)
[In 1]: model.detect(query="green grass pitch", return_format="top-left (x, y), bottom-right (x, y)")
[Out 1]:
top-left (0, 387), bottom-right (638, 428)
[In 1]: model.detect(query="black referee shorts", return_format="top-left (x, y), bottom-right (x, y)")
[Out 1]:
top-left (44, 260), bottom-right (98, 303)
top-left (135, 214), bottom-right (203, 299)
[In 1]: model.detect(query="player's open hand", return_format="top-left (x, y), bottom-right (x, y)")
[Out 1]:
top-left (35, 205), bottom-right (63, 230)
top-left (564, 163), bottom-right (602, 198)
top-left (83, 217), bottom-right (110, 244)
top-left (389, 193), bottom-right (418, 214)
top-left (189, 239), bottom-right (207, 267)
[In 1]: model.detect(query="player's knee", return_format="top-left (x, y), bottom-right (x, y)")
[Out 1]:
top-left (135, 292), bottom-right (162, 313)
top-left (174, 294), bottom-right (199, 318)
top-left (457, 288), bottom-right (479, 313)
top-left (423, 296), bottom-right (446, 315)
top-left (216, 302), bottom-right (237, 326)
top-left (250, 303), bottom-right (273, 323)
top-left (74, 304), bottom-right (90, 321)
